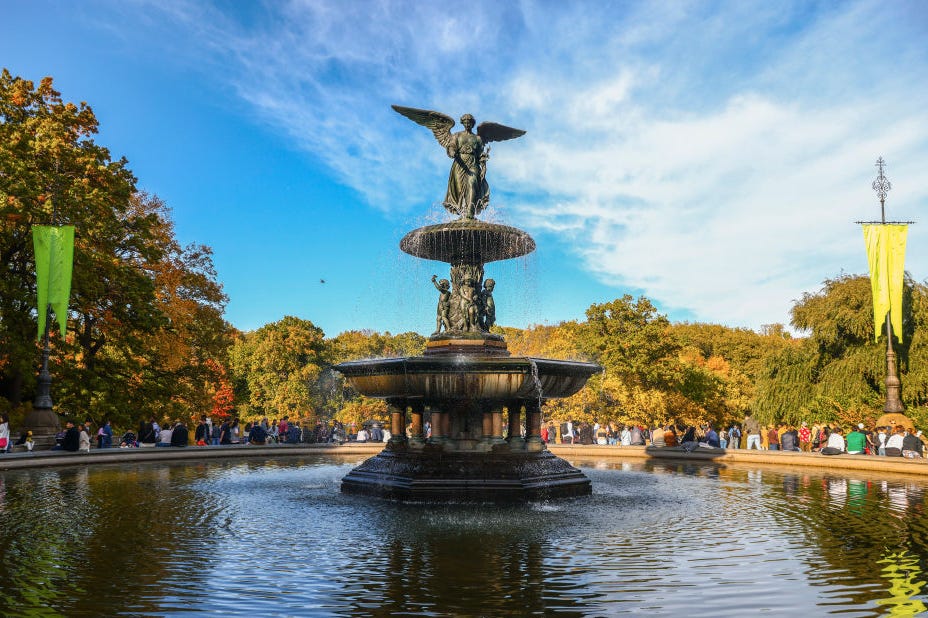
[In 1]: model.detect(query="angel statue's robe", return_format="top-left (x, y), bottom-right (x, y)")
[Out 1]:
top-left (444, 129), bottom-right (488, 219)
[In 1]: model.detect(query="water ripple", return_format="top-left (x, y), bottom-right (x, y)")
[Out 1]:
top-left (2, 456), bottom-right (928, 615)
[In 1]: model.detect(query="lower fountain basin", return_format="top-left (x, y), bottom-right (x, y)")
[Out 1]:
top-left (340, 449), bottom-right (591, 502)
top-left (335, 356), bottom-right (601, 400)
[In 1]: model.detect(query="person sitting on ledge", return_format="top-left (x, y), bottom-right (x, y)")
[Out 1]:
top-left (703, 424), bottom-right (720, 448)
top-left (902, 428), bottom-right (923, 458)
top-left (663, 425), bottom-right (678, 447)
top-left (885, 425), bottom-right (905, 457)
top-left (52, 420), bottom-right (80, 452)
top-left (846, 424), bottom-right (866, 455)
top-left (171, 421), bottom-right (189, 447)
top-left (157, 423), bottom-right (173, 447)
top-left (821, 427), bottom-right (846, 455)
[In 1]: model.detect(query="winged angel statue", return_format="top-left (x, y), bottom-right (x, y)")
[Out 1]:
top-left (392, 105), bottom-right (525, 219)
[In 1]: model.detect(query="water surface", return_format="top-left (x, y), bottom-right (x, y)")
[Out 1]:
top-left (1, 455), bottom-right (926, 616)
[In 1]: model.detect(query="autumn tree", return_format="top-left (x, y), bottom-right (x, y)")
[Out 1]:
top-left (0, 70), bottom-right (231, 427)
top-left (228, 316), bottom-right (327, 421)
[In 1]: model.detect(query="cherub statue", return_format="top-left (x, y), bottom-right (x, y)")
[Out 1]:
top-left (431, 275), bottom-right (451, 334)
top-left (459, 277), bottom-right (480, 332)
top-left (479, 278), bottom-right (496, 331)
top-left (392, 105), bottom-right (525, 219)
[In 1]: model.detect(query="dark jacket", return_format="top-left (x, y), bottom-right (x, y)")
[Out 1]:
top-left (578, 424), bottom-right (595, 445)
top-left (171, 425), bottom-right (188, 447)
top-left (219, 422), bottom-right (232, 445)
top-left (61, 426), bottom-right (80, 451)
top-left (138, 422), bottom-right (157, 444)
top-left (249, 424), bottom-right (267, 444)
top-left (194, 423), bottom-right (209, 442)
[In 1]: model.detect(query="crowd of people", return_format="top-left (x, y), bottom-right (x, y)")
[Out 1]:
top-left (35, 415), bottom-right (393, 451)
top-left (2, 410), bottom-right (924, 461)
top-left (548, 415), bottom-right (926, 458)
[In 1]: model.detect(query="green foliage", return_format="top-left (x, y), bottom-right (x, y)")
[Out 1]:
top-left (754, 274), bottom-right (928, 427)
top-left (578, 295), bottom-right (683, 392)
top-left (228, 316), bottom-right (327, 420)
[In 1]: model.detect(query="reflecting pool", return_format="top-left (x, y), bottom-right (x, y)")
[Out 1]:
top-left (1, 455), bottom-right (927, 616)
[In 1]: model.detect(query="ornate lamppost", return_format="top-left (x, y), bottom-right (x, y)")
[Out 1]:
top-left (857, 157), bottom-right (914, 413)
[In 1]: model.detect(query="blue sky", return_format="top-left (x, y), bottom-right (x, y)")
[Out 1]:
top-left (3, 0), bottom-right (926, 337)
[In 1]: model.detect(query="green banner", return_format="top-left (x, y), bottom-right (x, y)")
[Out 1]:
top-left (863, 224), bottom-right (907, 342)
top-left (33, 225), bottom-right (75, 340)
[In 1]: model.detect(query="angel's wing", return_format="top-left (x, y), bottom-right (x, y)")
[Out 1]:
top-left (476, 122), bottom-right (526, 143)
top-left (392, 105), bottom-right (455, 149)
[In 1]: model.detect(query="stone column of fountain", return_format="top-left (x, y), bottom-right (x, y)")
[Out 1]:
top-left (335, 105), bottom-right (601, 502)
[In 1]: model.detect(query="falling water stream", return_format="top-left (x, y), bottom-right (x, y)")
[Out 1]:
top-left (1, 455), bottom-right (927, 616)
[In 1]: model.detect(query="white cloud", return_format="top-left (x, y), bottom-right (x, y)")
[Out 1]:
top-left (138, 0), bottom-right (928, 330)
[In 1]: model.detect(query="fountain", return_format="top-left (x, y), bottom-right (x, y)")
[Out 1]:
top-left (335, 105), bottom-right (601, 501)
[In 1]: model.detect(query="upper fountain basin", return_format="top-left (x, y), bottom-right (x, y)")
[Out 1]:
top-left (400, 219), bottom-right (536, 264)
top-left (334, 356), bottom-right (601, 400)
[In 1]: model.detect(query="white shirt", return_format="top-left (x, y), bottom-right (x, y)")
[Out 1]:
top-left (159, 428), bottom-right (173, 444)
top-left (826, 432), bottom-right (845, 451)
top-left (886, 433), bottom-right (905, 450)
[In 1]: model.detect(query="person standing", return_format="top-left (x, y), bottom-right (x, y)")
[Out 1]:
top-left (100, 420), bottom-right (113, 448)
top-left (798, 422), bottom-right (812, 452)
top-left (619, 425), bottom-right (631, 446)
top-left (562, 420), bottom-right (575, 445)
top-left (78, 423), bottom-right (91, 452)
top-left (195, 418), bottom-right (209, 445)
top-left (219, 419), bottom-right (233, 445)
top-left (767, 426), bottom-right (781, 451)
top-left (744, 414), bottom-right (762, 450)
top-left (727, 424), bottom-right (741, 449)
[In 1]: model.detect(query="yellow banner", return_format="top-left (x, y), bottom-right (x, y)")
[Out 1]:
top-left (863, 224), bottom-right (907, 342)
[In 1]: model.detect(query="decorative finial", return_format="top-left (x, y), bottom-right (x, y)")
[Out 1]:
top-left (872, 157), bottom-right (892, 222)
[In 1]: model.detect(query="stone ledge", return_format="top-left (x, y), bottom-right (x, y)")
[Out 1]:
top-left (0, 443), bottom-right (385, 471)
top-left (548, 444), bottom-right (928, 476)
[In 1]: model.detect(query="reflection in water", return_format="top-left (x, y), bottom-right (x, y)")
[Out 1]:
top-left (1, 456), bottom-right (928, 615)
top-left (877, 551), bottom-right (927, 616)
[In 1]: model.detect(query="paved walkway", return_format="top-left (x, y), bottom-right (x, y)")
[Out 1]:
top-left (2, 442), bottom-right (927, 477)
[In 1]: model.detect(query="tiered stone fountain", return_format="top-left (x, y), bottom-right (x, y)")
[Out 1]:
top-left (334, 106), bottom-right (600, 501)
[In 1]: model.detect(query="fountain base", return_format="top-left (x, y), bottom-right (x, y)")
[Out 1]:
top-left (341, 447), bottom-right (591, 502)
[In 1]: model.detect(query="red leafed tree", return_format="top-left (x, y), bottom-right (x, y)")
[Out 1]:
top-left (207, 359), bottom-right (234, 419)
